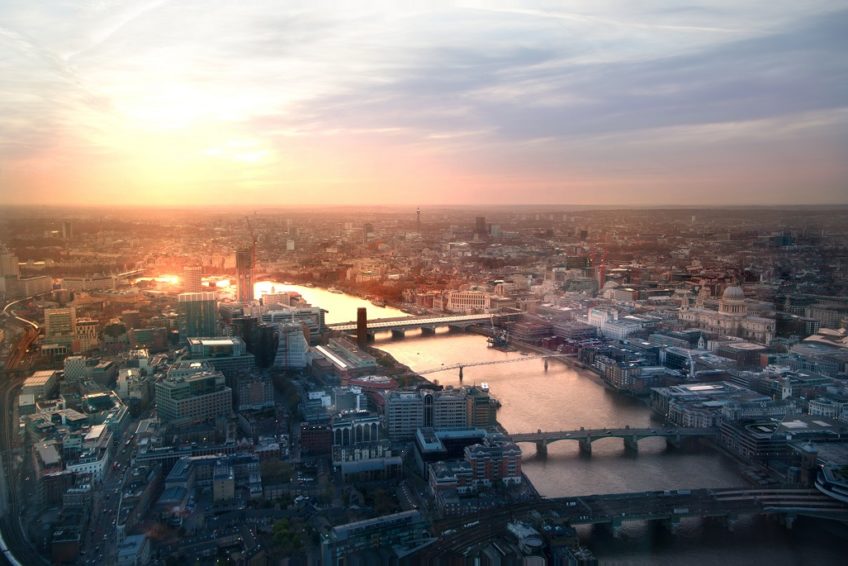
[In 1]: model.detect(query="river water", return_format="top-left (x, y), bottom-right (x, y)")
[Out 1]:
top-left (258, 284), bottom-right (848, 563)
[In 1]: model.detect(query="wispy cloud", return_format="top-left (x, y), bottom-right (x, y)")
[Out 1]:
top-left (0, 1), bottom-right (846, 205)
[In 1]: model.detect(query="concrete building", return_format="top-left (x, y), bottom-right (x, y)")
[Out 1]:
top-left (74, 318), bottom-right (99, 353)
top-left (154, 370), bottom-right (232, 424)
top-left (185, 336), bottom-right (255, 377)
top-left (45, 307), bottom-right (76, 345)
top-left (22, 370), bottom-right (59, 399)
top-left (182, 265), bottom-right (203, 293)
top-left (384, 391), bottom-right (424, 441)
top-left (320, 511), bottom-right (428, 565)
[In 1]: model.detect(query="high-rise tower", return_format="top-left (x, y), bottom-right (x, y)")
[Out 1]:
top-left (183, 265), bottom-right (203, 293)
top-left (236, 248), bottom-right (254, 303)
top-left (177, 292), bottom-right (218, 340)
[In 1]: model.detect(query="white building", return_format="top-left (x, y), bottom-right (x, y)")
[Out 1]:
top-left (273, 322), bottom-right (309, 369)
top-left (444, 290), bottom-right (491, 313)
top-left (75, 318), bottom-right (99, 353)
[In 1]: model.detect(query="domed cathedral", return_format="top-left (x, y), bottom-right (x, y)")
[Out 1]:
top-left (719, 286), bottom-right (747, 316)
top-left (679, 283), bottom-right (775, 345)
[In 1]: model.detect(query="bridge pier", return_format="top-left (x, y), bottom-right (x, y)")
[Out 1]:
top-left (420, 326), bottom-right (436, 336)
top-left (623, 436), bottom-right (639, 454)
top-left (391, 329), bottom-right (406, 339)
top-left (536, 439), bottom-right (548, 458)
top-left (367, 331), bottom-right (376, 342)
top-left (610, 518), bottom-right (622, 538)
top-left (665, 435), bottom-right (682, 450)
top-left (579, 437), bottom-right (593, 456)
top-left (458, 366), bottom-right (463, 382)
top-left (544, 359), bottom-right (549, 372)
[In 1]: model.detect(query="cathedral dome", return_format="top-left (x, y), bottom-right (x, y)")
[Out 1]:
top-left (722, 286), bottom-right (745, 301)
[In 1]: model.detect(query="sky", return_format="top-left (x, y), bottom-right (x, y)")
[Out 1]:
top-left (1, 1), bottom-right (846, 207)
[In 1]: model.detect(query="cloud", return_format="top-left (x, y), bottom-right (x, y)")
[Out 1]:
top-left (0, 1), bottom-right (846, 204)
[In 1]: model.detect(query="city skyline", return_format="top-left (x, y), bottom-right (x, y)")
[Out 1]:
top-left (1, 1), bottom-right (847, 207)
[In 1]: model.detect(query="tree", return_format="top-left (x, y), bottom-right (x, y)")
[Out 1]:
top-left (260, 458), bottom-right (293, 484)
top-left (272, 519), bottom-right (304, 555)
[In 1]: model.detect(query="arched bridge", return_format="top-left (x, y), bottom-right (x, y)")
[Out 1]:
top-left (509, 426), bottom-right (717, 456)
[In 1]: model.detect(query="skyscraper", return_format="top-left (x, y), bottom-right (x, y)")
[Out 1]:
top-left (474, 216), bottom-right (487, 238)
top-left (236, 248), bottom-right (254, 303)
top-left (182, 265), bottom-right (203, 293)
top-left (177, 292), bottom-right (218, 340)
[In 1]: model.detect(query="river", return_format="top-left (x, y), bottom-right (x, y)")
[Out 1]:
top-left (257, 283), bottom-right (848, 563)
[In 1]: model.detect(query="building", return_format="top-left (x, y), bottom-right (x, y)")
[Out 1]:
top-left (680, 286), bottom-right (776, 345)
top-left (177, 292), bottom-right (218, 340)
top-left (63, 356), bottom-right (89, 382)
top-left (272, 322), bottom-right (309, 369)
top-left (182, 265), bottom-right (203, 293)
top-left (74, 318), bottom-right (99, 353)
top-left (154, 370), bottom-right (232, 424)
top-left (116, 534), bottom-right (151, 566)
top-left (464, 435), bottom-right (523, 487)
top-left (384, 388), bottom-right (471, 440)
top-left (312, 337), bottom-right (379, 382)
top-left (0, 246), bottom-right (20, 277)
top-left (443, 290), bottom-right (491, 313)
top-left (262, 307), bottom-right (325, 340)
top-left (235, 374), bottom-right (274, 411)
top-left (424, 388), bottom-right (467, 430)
top-left (22, 370), bottom-right (59, 399)
top-left (320, 511), bottom-right (428, 565)
top-left (185, 336), bottom-right (255, 377)
top-left (236, 248), bottom-right (254, 304)
top-left (384, 391), bottom-right (424, 441)
top-left (213, 461), bottom-right (235, 502)
top-left (45, 307), bottom-right (76, 345)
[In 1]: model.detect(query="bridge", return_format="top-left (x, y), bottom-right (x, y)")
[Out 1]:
top-left (509, 426), bottom-right (717, 456)
top-left (416, 353), bottom-right (577, 380)
top-left (422, 487), bottom-right (848, 560)
top-left (327, 313), bottom-right (517, 340)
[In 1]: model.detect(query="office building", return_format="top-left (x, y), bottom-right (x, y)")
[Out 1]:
top-left (385, 388), bottom-right (470, 440)
top-left (262, 307), bottom-right (325, 339)
top-left (45, 307), bottom-right (76, 344)
top-left (185, 337), bottom-right (255, 377)
top-left (236, 248), bottom-right (254, 303)
top-left (384, 391), bottom-right (424, 441)
top-left (273, 322), bottom-right (309, 369)
top-left (182, 265), bottom-right (203, 293)
top-left (235, 374), bottom-right (274, 411)
top-left (0, 246), bottom-right (20, 277)
top-left (154, 370), bottom-right (232, 424)
top-left (177, 292), bottom-right (218, 339)
top-left (321, 511), bottom-right (428, 565)
top-left (74, 318), bottom-right (99, 353)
